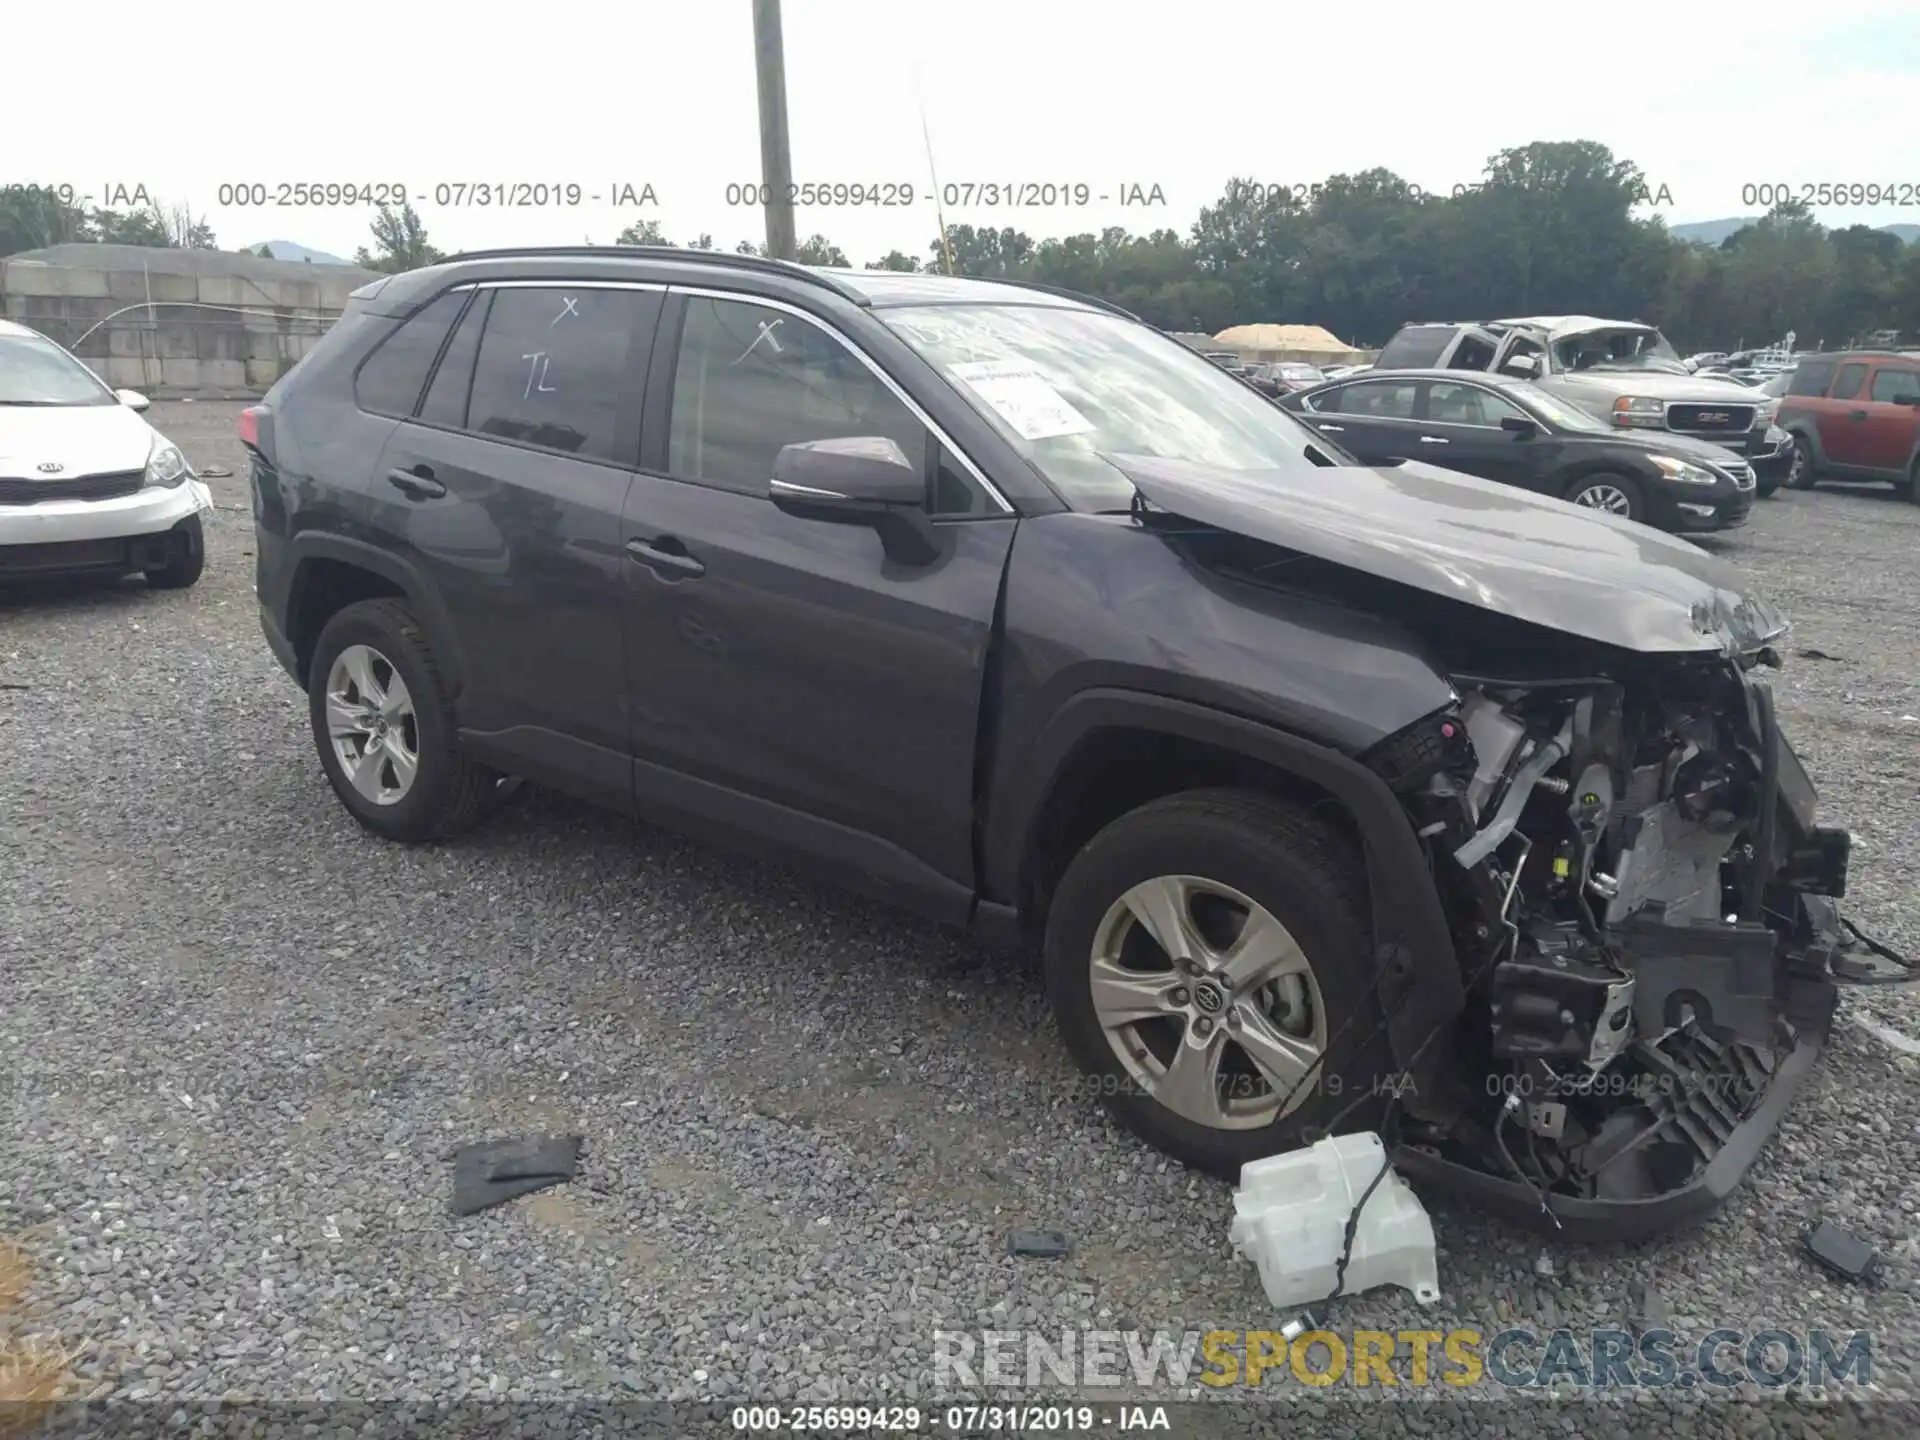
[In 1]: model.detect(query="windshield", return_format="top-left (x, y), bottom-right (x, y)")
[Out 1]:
top-left (1551, 327), bottom-right (1684, 375)
top-left (1506, 381), bottom-right (1612, 433)
top-left (0, 334), bottom-right (116, 406)
top-left (880, 304), bottom-right (1344, 509)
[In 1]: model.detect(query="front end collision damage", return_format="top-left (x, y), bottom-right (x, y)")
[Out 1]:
top-left (1362, 660), bottom-right (1902, 1239)
top-left (1067, 457), bottom-right (1912, 1238)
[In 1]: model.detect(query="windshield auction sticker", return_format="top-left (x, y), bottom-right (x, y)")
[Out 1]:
top-left (948, 359), bottom-right (1095, 441)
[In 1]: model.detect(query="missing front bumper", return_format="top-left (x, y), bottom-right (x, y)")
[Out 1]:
top-left (1394, 1028), bottom-right (1823, 1242)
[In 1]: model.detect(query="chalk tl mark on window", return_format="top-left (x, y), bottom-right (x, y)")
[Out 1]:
top-left (521, 352), bottom-right (557, 399)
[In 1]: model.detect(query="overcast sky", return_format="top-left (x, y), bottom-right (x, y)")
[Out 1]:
top-left (17, 0), bottom-right (1920, 265)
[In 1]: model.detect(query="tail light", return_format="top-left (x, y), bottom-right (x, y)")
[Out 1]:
top-left (238, 404), bottom-right (271, 457)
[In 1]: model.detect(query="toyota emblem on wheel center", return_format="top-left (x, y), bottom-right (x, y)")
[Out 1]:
top-left (1193, 981), bottom-right (1225, 1014)
top-left (36, 461), bottom-right (65, 473)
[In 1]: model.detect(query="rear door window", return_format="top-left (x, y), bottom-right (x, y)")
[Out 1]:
top-left (352, 290), bottom-right (468, 418)
top-left (1829, 363), bottom-right (1868, 401)
top-left (462, 285), bottom-right (661, 464)
top-left (1329, 380), bottom-right (1419, 419)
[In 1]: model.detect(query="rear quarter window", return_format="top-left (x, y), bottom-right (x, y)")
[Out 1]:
top-left (352, 291), bottom-right (469, 418)
top-left (1376, 326), bottom-right (1456, 368)
top-left (1785, 359), bottom-right (1835, 397)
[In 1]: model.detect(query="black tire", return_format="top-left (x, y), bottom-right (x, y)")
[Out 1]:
top-left (143, 514), bottom-right (205, 589)
top-left (1907, 456), bottom-right (1920, 505)
top-left (1786, 433), bottom-right (1821, 490)
top-left (1756, 477), bottom-right (1779, 499)
top-left (1041, 789), bottom-right (1398, 1180)
top-left (1562, 472), bottom-right (1646, 523)
top-left (307, 597), bottom-right (497, 842)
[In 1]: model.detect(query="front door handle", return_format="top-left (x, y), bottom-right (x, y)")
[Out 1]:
top-left (386, 466), bottom-right (445, 499)
top-left (626, 536), bottom-right (706, 578)
top-left (1315, 423), bottom-right (1345, 433)
top-left (1847, 409), bottom-right (1868, 420)
top-left (1418, 435), bottom-right (1449, 444)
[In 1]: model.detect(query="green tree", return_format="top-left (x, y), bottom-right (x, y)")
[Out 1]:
top-left (1, 185), bottom-right (95, 255)
top-left (866, 250), bottom-right (922, 272)
top-left (795, 234), bottom-right (848, 266)
top-left (932, 224), bottom-right (1035, 278)
top-left (354, 202), bottom-right (444, 273)
top-left (615, 218), bottom-right (670, 245)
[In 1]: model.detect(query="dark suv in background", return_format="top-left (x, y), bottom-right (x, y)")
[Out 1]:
top-left (242, 246), bottom-right (1890, 1239)
top-left (1775, 351), bottom-right (1920, 498)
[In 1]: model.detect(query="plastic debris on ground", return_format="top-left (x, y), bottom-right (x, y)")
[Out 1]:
top-left (1228, 1131), bottom-right (1441, 1309)
top-left (449, 1134), bottom-right (582, 1216)
top-left (1007, 1229), bottom-right (1070, 1259)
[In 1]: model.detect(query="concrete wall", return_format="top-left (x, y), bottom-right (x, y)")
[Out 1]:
top-left (1, 246), bottom-right (381, 396)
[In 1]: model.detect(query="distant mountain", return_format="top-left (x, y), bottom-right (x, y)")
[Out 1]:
top-left (1670, 216), bottom-right (1920, 246)
top-left (246, 240), bottom-right (352, 264)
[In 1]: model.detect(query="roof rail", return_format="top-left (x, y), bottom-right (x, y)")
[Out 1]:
top-left (960, 274), bottom-right (1141, 321)
top-left (441, 245), bottom-right (871, 305)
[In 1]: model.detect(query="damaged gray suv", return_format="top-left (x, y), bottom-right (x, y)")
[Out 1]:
top-left (247, 248), bottom-right (1909, 1239)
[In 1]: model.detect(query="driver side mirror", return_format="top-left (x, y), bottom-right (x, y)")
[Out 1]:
top-left (1500, 414), bottom-right (1541, 435)
top-left (115, 388), bottom-right (151, 411)
top-left (769, 436), bottom-right (941, 565)
top-left (1500, 354), bottom-right (1540, 378)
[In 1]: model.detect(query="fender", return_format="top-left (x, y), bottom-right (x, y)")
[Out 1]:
top-left (985, 688), bottom-right (1465, 1087)
top-left (1779, 416), bottom-right (1827, 469)
top-left (283, 532), bottom-right (467, 697)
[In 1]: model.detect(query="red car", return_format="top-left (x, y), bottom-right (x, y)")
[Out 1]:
top-left (1777, 350), bottom-right (1920, 499)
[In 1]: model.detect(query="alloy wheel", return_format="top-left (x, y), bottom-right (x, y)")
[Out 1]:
top-left (1088, 874), bottom-right (1327, 1130)
top-left (323, 644), bottom-right (420, 806)
top-left (1572, 482), bottom-right (1633, 515)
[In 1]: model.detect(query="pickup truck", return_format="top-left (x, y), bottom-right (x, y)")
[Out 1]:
top-left (1376, 316), bottom-right (1795, 493)
top-left (242, 249), bottom-right (1904, 1240)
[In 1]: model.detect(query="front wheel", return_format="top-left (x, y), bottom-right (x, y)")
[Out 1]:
top-left (1786, 434), bottom-right (1821, 490)
top-left (143, 514), bottom-right (205, 589)
top-left (1564, 472), bottom-right (1646, 523)
top-left (1041, 789), bottom-right (1396, 1179)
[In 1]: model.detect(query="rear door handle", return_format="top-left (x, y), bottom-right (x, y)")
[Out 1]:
top-left (626, 536), bottom-right (706, 578)
top-left (1418, 435), bottom-right (1449, 444)
top-left (386, 466), bottom-right (445, 499)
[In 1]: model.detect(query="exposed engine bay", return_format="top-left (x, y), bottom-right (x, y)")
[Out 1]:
top-left (1364, 654), bottom-right (1875, 1234)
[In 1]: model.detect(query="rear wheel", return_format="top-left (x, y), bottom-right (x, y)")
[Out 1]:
top-left (307, 598), bottom-right (499, 842)
top-left (143, 514), bottom-right (204, 589)
top-left (1564, 472), bottom-right (1645, 522)
top-left (1041, 789), bottom-right (1396, 1179)
top-left (1787, 434), bottom-right (1821, 490)
top-left (1907, 456), bottom-right (1920, 504)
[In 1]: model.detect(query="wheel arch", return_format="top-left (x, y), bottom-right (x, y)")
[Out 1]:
top-left (986, 688), bottom-right (1464, 1086)
top-left (284, 535), bottom-right (464, 696)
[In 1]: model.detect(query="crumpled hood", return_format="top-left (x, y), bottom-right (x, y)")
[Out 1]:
top-left (1111, 453), bottom-right (1789, 656)
top-left (0, 402), bottom-right (158, 480)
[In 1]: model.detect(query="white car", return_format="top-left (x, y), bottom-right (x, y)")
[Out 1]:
top-left (0, 319), bottom-right (211, 588)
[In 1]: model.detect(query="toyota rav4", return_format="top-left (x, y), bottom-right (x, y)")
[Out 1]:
top-left (245, 248), bottom-right (1908, 1238)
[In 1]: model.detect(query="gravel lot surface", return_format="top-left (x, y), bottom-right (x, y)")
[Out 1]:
top-left (4, 401), bottom-right (1918, 1437)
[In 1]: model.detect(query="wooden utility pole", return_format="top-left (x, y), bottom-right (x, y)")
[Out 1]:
top-left (752, 0), bottom-right (796, 261)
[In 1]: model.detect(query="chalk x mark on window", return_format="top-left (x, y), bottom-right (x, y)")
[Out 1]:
top-left (551, 296), bottom-right (579, 327)
top-left (732, 318), bottom-right (785, 365)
